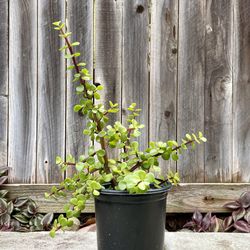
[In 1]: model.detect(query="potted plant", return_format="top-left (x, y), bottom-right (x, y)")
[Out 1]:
top-left (48, 21), bottom-right (206, 250)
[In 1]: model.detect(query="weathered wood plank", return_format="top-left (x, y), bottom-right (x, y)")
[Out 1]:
top-left (8, 0), bottom-right (37, 183)
top-left (94, 0), bottom-right (122, 159)
top-left (177, 0), bottom-right (205, 182)
top-left (204, 0), bottom-right (233, 182)
top-left (233, 1), bottom-right (250, 182)
top-left (122, 0), bottom-right (149, 150)
top-left (3, 183), bottom-right (250, 213)
top-left (66, 0), bottom-right (93, 177)
top-left (0, 0), bottom-right (8, 167)
top-left (37, 0), bottom-right (65, 183)
top-left (150, 0), bottom-right (178, 174)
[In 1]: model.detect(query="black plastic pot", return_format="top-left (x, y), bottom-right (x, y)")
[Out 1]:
top-left (95, 183), bottom-right (171, 250)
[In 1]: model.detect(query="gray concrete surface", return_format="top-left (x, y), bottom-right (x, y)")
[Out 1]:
top-left (0, 232), bottom-right (250, 250)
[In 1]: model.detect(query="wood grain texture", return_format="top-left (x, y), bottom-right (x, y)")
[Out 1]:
top-left (8, 0), bottom-right (37, 183)
top-left (66, 0), bottom-right (93, 177)
top-left (3, 183), bottom-right (250, 213)
top-left (122, 0), bottom-right (149, 150)
top-left (150, 0), bottom-right (178, 174)
top-left (233, 1), bottom-right (250, 182)
top-left (37, 0), bottom-right (65, 183)
top-left (94, 0), bottom-right (122, 159)
top-left (0, 0), bottom-right (8, 167)
top-left (177, 0), bottom-right (205, 182)
top-left (204, 0), bottom-right (233, 183)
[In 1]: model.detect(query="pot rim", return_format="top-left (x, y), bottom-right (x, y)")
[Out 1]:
top-left (100, 182), bottom-right (172, 196)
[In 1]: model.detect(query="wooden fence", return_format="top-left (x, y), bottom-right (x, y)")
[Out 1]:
top-left (1, 0), bottom-right (250, 185)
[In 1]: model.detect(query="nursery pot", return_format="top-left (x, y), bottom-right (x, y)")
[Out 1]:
top-left (95, 183), bottom-right (172, 250)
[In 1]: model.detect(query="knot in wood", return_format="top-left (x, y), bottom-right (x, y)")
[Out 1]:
top-left (136, 5), bottom-right (144, 13)
top-left (164, 110), bottom-right (171, 118)
top-left (171, 48), bottom-right (177, 54)
top-left (204, 195), bottom-right (214, 202)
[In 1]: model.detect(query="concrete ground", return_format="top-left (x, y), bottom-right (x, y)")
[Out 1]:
top-left (0, 231), bottom-right (250, 250)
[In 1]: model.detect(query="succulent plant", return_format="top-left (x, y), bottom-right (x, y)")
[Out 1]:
top-left (0, 165), bottom-right (54, 231)
top-left (183, 210), bottom-right (222, 232)
top-left (223, 191), bottom-right (250, 233)
top-left (48, 20), bottom-right (206, 237)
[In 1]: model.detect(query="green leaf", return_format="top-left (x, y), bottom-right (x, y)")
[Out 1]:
top-left (192, 133), bottom-right (200, 144)
top-left (162, 152), bottom-right (170, 160)
top-left (98, 131), bottom-right (106, 137)
top-left (73, 52), bottom-right (81, 57)
top-left (200, 137), bottom-right (207, 142)
top-left (97, 149), bottom-right (105, 157)
top-left (56, 156), bottom-right (62, 164)
top-left (94, 92), bottom-right (100, 100)
top-left (138, 182), bottom-right (146, 191)
top-left (186, 134), bottom-right (192, 141)
top-left (103, 173), bottom-right (113, 182)
top-left (50, 229), bottom-right (56, 238)
top-left (145, 173), bottom-right (155, 183)
top-left (70, 198), bottom-right (78, 206)
top-left (76, 162), bottom-right (84, 172)
top-left (52, 21), bottom-right (61, 26)
top-left (96, 85), bottom-right (104, 91)
top-left (118, 181), bottom-right (127, 190)
top-left (109, 101), bottom-right (114, 107)
top-left (90, 181), bottom-right (101, 190)
top-left (59, 45), bottom-right (68, 51)
top-left (67, 65), bottom-right (75, 70)
top-left (93, 190), bottom-right (100, 196)
top-left (58, 216), bottom-right (68, 227)
top-left (83, 129), bottom-right (90, 135)
top-left (71, 42), bottom-right (80, 46)
top-left (171, 153), bottom-right (179, 161)
top-left (77, 62), bottom-right (86, 67)
top-left (76, 85), bottom-right (84, 92)
top-left (87, 156), bottom-right (95, 165)
top-left (73, 105), bottom-right (82, 112)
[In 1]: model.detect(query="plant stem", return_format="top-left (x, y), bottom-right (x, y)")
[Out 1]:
top-left (59, 29), bottom-right (89, 98)
top-left (59, 27), bottom-right (110, 174)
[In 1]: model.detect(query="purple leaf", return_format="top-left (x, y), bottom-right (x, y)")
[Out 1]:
top-left (183, 221), bottom-right (195, 228)
top-left (238, 192), bottom-right (250, 208)
top-left (192, 210), bottom-right (203, 224)
top-left (210, 216), bottom-right (220, 232)
top-left (201, 212), bottom-right (212, 231)
top-left (0, 176), bottom-right (8, 185)
top-left (232, 207), bottom-right (245, 222)
top-left (223, 216), bottom-right (233, 231)
top-left (234, 220), bottom-right (250, 233)
top-left (223, 201), bottom-right (241, 210)
top-left (0, 166), bottom-right (9, 175)
top-left (244, 210), bottom-right (250, 224)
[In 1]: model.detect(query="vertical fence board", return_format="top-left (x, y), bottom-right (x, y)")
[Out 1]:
top-left (95, 0), bottom-right (122, 159)
top-left (122, 0), bottom-right (149, 150)
top-left (66, 0), bottom-right (93, 177)
top-left (0, 0), bottom-right (8, 167)
top-left (150, 0), bottom-right (178, 174)
top-left (8, 0), bottom-right (37, 183)
top-left (37, 0), bottom-right (65, 183)
top-left (233, 0), bottom-right (250, 182)
top-left (204, 0), bottom-right (233, 182)
top-left (177, 0), bottom-right (205, 182)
